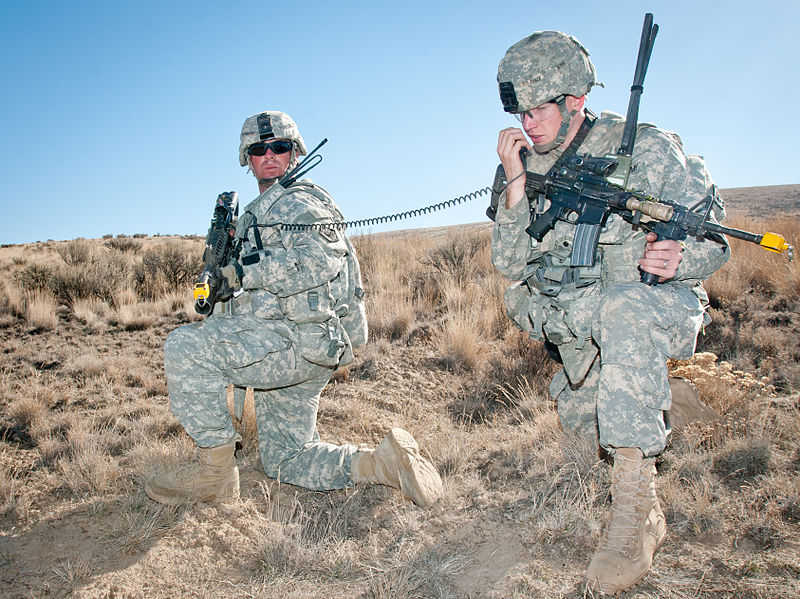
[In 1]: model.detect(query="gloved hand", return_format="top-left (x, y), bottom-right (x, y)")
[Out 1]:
top-left (219, 261), bottom-right (244, 292)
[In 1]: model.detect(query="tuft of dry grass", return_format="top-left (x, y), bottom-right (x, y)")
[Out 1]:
top-left (24, 292), bottom-right (58, 331)
top-left (110, 302), bottom-right (158, 331)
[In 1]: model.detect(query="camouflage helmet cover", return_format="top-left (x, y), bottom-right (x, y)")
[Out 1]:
top-left (497, 31), bottom-right (598, 113)
top-left (238, 110), bottom-right (308, 167)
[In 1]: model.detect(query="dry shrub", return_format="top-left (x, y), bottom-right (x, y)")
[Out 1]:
top-left (0, 281), bottom-right (25, 318)
top-left (256, 483), bottom-right (363, 582)
top-left (48, 252), bottom-right (131, 308)
top-left (705, 215), bottom-right (799, 303)
top-left (363, 543), bottom-right (465, 599)
top-left (436, 317), bottom-right (485, 373)
top-left (0, 445), bottom-right (26, 518)
top-left (712, 437), bottom-right (773, 488)
top-left (661, 476), bottom-right (722, 537)
top-left (524, 429), bottom-right (607, 552)
top-left (349, 233), bottom-right (379, 284)
top-left (450, 331), bottom-right (556, 425)
top-left (418, 231), bottom-right (488, 286)
top-left (57, 238), bottom-right (96, 266)
top-left (105, 498), bottom-right (183, 555)
top-left (51, 558), bottom-right (93, 591)
top-left (488, 332), bottom-right (557, 406)
top-left (8, 397), bottom-right (45, 437)
top-left (65, 353), bottom-right (109, 379)
top-left (60, 443), bottom-right (121, 496)
top-left (701, 215), bottom-right (800, 391)
top-left (366, 287), bottom-right (415, 341)
top-left (105, 236), bottom-right (142, 253)
top-left (136, 242), bottom-right (203, 297)
top-left (14, 262), bottom-right (54, 293)
top-left (59, 418), bottom-right (123, 496)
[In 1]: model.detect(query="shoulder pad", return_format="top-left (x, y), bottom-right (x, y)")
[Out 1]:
top-left (598, 110), bottom-right (623, 121)
top-left (287, 180), bottom-right (334, 201)
top-left (636, 123), bottom-right (684, 150)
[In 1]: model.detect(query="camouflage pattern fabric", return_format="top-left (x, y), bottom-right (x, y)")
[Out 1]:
top-left (497, 30), bottom-right (597, 112)
top-left (492, 112), bottom-right (730, 457)
top-left (164, 180), bottom-right (359, 490)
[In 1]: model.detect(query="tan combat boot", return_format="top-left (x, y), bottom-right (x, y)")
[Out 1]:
top-left (351, 428), bottom-right (443, 507)
top-left (145, 441), bottom-right (239, 506)
top-left (585, 447), bottom-right (666, 594)
top-left (667, 377), bottom-right (721, 433)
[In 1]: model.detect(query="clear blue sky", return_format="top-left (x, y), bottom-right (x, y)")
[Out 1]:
top-left (2, 1), bottom-right (797, 245)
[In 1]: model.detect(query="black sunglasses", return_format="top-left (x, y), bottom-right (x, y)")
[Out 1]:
top-left (247, 140), bottom-right (293, 156)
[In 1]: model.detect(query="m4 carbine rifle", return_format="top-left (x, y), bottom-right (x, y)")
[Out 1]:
top-left (523, 156), bottom-right (794, 285)
top-left (193, 191), bottom-right (239, 315)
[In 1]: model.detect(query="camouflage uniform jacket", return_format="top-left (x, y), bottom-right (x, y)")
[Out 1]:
top-left (491, 111), bottom-right (730, 380)
top-left (217, 179), bottom-right (353, 367)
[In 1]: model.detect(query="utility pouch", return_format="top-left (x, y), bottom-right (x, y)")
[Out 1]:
top-left (297, 321), bottom-right (346, 367)
top-left (278, 283), bottom-right (336, 324)
top-left (503, 282), bottom-right (540, 339)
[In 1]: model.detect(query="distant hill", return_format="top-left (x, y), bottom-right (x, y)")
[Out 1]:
top-left (719, 184), bottom-right (800, 219)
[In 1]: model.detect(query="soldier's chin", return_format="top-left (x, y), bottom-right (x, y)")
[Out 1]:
top-left (257, 176), bottom-right (279, 187)
top-left (532, 139), bottom-right (559, 153)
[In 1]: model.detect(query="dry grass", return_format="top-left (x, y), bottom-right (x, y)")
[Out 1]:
top-left (0, 219), bottom-right (798, 598)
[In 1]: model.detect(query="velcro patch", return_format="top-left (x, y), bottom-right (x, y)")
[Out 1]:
top-left (257, 114), bottom-right (274, 140)
top-left (318, 225), bottom-right (338, 243)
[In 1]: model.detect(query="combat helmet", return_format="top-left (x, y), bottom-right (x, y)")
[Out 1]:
top-left (497, 31), bottom-right (598, 151)
top-left (238, 111), bottom-right (308, 167)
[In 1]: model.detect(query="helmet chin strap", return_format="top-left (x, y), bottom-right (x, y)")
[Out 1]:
top-left (532, 95), bottom-right (575, 153)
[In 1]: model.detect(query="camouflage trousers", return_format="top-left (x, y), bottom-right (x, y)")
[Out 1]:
top-left (549, 281), bottom-right (705, 457)
top-left (163, 313), bottom-right (357, 490)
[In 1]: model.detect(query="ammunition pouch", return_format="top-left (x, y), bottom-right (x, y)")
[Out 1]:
top-left (503, 265), bottom-right (600, 383)
top-left (214, 289), bottom-right (284, 319)
top-left (278, 282), bottom-right (338, 324)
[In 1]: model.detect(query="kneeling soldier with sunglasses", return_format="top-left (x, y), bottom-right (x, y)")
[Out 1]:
top-left (146, 111), bottom-right (443, 508)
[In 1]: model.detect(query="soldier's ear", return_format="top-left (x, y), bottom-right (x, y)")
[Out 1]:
top-left (567, 95), bottom-right (586, 112)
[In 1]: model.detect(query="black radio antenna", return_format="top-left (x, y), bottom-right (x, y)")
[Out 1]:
top-left (279, 138), bottom-right (328, 187)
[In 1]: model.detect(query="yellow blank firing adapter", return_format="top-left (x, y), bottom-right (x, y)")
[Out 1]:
top-left (759, 232), bottom-right (794, 261)
top-left (194, 282), bottom-right (211, 304)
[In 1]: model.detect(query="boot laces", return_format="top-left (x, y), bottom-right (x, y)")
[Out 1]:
top-left (600, 457), bottom-right (649, 557)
